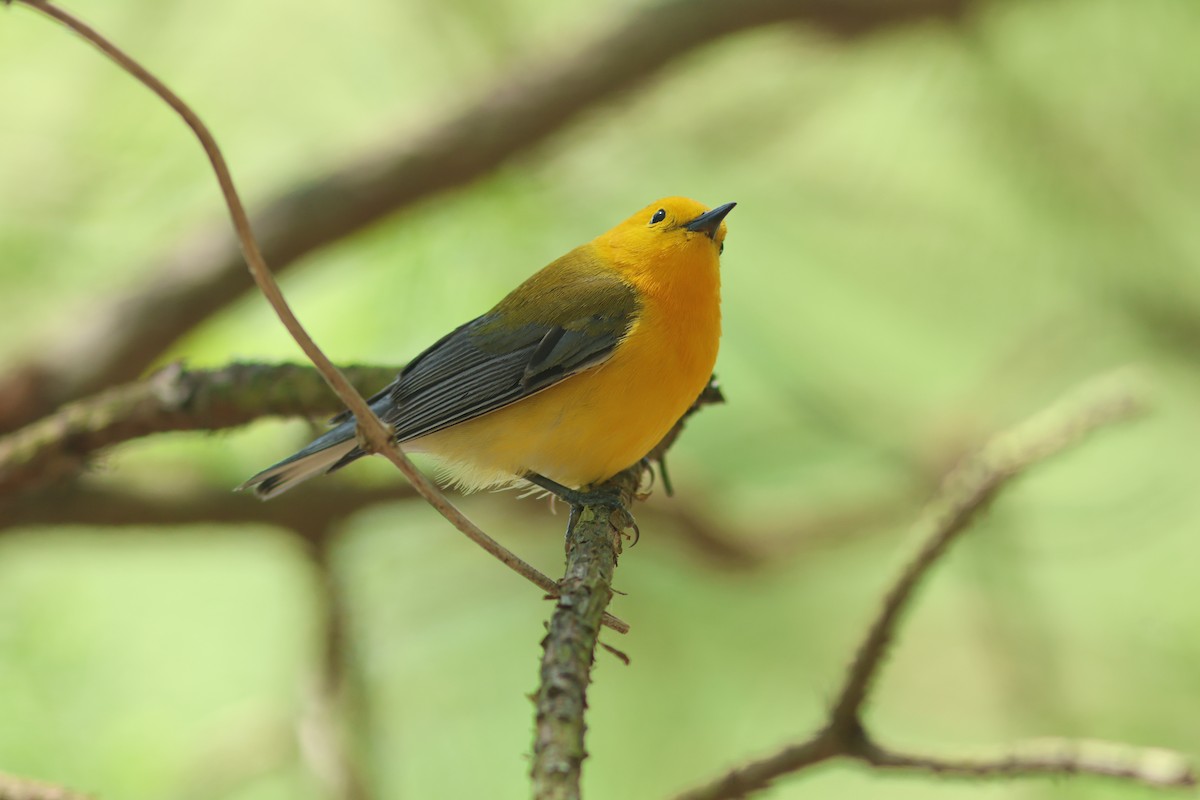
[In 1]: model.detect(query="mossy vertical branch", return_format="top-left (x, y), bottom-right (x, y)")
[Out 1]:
top-left (531, 469), bottom-right (639, 800)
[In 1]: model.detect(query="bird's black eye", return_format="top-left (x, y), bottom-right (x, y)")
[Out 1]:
top-left (719, 241), bottom-right (725, 255)
top-left (650, 208), bottom-right (666, 225)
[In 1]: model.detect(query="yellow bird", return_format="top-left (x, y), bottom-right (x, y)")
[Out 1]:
top-left (241, 197), bottom-right (733, 506)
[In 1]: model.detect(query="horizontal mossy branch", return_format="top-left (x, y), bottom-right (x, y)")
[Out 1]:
top-left (0, 362), bottom-right (397, 496)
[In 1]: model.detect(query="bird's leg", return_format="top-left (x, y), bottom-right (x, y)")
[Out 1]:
top-left (524, 473), bottom-right (625, 510)
top-left (650, 454), bottom-right (674, 497)
top-left (525, 472), bottom-right (640, 545)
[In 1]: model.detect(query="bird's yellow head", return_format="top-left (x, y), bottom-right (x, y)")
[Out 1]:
top-left (591, 197), bottom-right (735, 289)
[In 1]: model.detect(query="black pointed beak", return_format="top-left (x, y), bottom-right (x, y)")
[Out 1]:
top-left (684, 202), bottom-right (736, 239)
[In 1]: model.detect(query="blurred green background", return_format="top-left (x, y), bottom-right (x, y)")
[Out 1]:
top-left (2, 0), bottom-right (1199, 798)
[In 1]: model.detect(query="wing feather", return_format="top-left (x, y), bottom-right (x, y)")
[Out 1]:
top-left (329, 253), bottom-right (639, 454)
top-left (251, 249), bottom-right (640, 493)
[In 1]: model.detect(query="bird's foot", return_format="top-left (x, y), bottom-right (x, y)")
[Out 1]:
top-left (525, 473), bottom-right (640, 545)
top-left (635, 457), bottom-right (659, 500)
top-left (524, 472), bottom-right (618, 508)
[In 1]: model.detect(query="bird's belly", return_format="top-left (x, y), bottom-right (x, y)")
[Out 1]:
top-left (408, 312), bottom-right (718, 492)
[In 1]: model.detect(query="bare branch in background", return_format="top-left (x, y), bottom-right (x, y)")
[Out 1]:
top-left (0, 771), bottom-right (93, 800)
top-left (298, 533), bottom-right (372, 800)
top-left (0, 0), bottom-right (972, 433)
top-left (0, 483), bottom-right (413, 538)
top-left (828, 370), bottom-right (1146, 726)
top-left (855, 738), bottom-right (1195, 788)
top-left (0, 479), bottom-right (913, 585)
top-left (644, 491), bottom-right (915, 570)
top-left (675, 370), bottom-right (1195, 799)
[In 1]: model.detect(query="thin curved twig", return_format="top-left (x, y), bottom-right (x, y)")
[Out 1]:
top-left (14, 0), bottom-right (626, 633)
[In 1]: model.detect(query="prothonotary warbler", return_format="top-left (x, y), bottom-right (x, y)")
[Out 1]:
top-left (240, 197), bottom-right (734, 506)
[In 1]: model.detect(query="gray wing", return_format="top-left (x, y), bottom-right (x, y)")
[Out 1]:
top-left (328, 264), bottom-right (639, 462)
top-left (383, 314), bottom-right (628, 441)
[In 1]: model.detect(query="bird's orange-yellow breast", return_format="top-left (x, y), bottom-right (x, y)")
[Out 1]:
top-left (407, 197), bottom-right (726, 491)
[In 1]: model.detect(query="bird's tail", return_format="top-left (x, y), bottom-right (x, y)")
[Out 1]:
top-left (237, 421), bottom-right (362, 500)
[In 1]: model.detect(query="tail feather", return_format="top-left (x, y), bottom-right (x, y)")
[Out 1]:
top-left (238, 423), bottom-right (361, 500)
